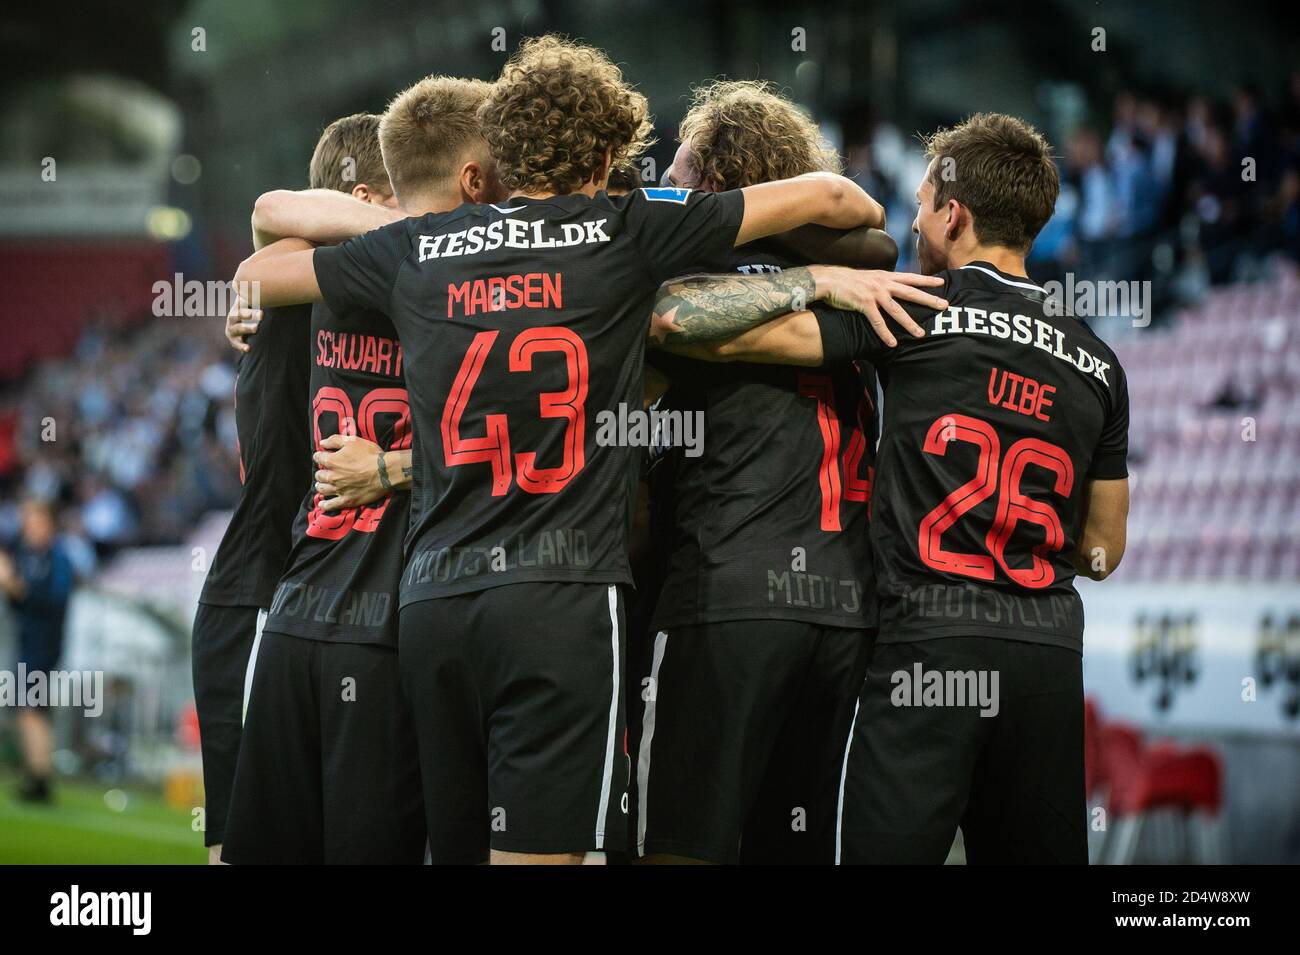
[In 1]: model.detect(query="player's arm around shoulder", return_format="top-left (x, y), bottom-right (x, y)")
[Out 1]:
top-left (252, 189), bottom-right (402, 250)
top-left (224, 238), bottom-right (315, 351)
top-left (650, 265), bottom-right (945, 365)
top-left (231, 238), bottom-right (323, 313)
top-left (735, 172), bottom-right (885, 245)
top-left (667, 310), bottom-right (827, 366)
top-left (234, 188), bottom-right (407, 324)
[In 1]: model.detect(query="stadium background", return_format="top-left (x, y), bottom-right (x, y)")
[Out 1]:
top-left (1, 0), bottom-right (1297, 863)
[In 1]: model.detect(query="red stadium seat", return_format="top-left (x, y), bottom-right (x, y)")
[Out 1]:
top-left (0, 241), bottom-right (169, 381)
top-left (1097, 721), bottom-right (1145, 814)
top-left (1083, 697), bottom-right (1103, 798)
top-left (1104, 739), bottom-right (1227, 865)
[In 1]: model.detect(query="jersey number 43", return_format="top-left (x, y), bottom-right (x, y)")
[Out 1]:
top-left (442, 327), bottom-right (589, 495)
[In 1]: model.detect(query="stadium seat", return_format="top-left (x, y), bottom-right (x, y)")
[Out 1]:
top-left (1107, 744), bottom-right (1226, 865)
top-left (1083, 697), bottom-right (1103, 798)
top-left (1114, 264), bottom-right (1300, 582)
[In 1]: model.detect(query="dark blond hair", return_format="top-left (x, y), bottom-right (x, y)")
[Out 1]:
top-left (923, 112), bottom-right (1059, 252)
top-left (309, 113), bottom-right (390, 194)
top-left (680, 80), bottom-right (839, 190)
top-left (605, 160), bottom-right (642, 194)
top-left (479, 35), bottom-right (654, 194)
top-left (379, 76), bottom-right (493, 199)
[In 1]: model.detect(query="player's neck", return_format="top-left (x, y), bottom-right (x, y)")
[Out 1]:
top-left (397, 182), bottom-right (467, 216)
top-left (949, 245), bottom-right (1029, 280)
top-left (512, 181), bottom-right (604, 201)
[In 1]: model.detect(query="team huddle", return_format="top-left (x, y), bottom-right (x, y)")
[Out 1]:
top-left (192, 34), bottom-right (1130, 865)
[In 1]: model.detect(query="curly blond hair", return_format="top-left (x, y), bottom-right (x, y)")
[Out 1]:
top-left (478, 35), bottom-right (654, 195)
top-left (679, 80), bottom-right (839, 190)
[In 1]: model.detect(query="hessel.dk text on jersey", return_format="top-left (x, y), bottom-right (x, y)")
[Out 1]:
top-left (417, 217), bottom-right (612, 262)
top-left (928, 305), bottom-right (1113, 385)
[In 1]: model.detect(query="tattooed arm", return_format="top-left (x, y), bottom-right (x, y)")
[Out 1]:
top-left (648, 267), bottom-right (819, 348)
top-left (648, 264), bottom-right (947, 356)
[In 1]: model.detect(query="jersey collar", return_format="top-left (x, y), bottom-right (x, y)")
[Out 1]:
top-left (957, 261), bottom-right (1047, 302)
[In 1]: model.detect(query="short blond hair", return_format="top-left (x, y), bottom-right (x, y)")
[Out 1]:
top-left (479, 35), bottom-right (654, 195)
top-left (680, 80), bottom-right (839, 190)
top-left (309, 113), bottom-right (390, 194)
top-left (379, 76), bottom-right (494, 199)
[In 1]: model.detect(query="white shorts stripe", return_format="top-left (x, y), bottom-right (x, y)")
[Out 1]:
top-left (635, 630), bottom-right (669, 857)
top-left (834, 697), bottom-right (861, 865)
top-left (241, 609), bottom-right (267, 726)
top-left (594, 585), bottom-right (621, 850)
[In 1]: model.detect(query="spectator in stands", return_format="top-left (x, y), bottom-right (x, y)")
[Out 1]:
top-left (0, 498), bottom-right (75, 803)
top-left (1275, 72), bottom-right (1300, 263)
top-left (1111, 126), bottom-right (1162, 242)
top-left (10, 312), bottom-right (239, 554)
top-left (1068, 125), bottom-right (1115, 280)
top-left (1231, 80), bottom-right (1281, 189)
top-left (1191, 121), bottom-right (1253, 283)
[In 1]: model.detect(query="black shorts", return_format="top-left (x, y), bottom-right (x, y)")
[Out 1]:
top-left (16, 623), bottom-right (65, 713)
top-left (191, 602), bottom-right (261, 847)
top-left (399, 582), bottom-right (629, 863)
top-left (222, 630), bottom-right (425, 864)
top-left (17, 627), bottom-right (64, 682)
top-left (837, 635), bottom-right (1087, 865)
top-left (632, 620), bottom-right (872, 864)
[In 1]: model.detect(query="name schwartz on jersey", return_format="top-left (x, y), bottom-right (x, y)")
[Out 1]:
top-left (262, 300), bottom-right (412, 647)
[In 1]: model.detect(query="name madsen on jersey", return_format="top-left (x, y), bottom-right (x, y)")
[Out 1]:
top-left (930, 305), bottom-right (1113, 386)
top-left (448, 272), bottom-right (562, 317)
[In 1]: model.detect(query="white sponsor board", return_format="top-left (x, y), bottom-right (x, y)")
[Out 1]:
top-left (1079, 580), bottom-right (1300, 736)
top-left (0, 166), bottom-right (163, 236)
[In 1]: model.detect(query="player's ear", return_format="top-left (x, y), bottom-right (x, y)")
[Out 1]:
top-left (946, 198), bottom-right (964, 241)
top-left (460, 161), bottom-right (490, 204)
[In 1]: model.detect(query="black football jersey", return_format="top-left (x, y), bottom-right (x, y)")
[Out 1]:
top-left (817, 261), bottom-right (1129, 651)
top-left (313, 187), bottom-right (744, 606)
top-left (262, 302), bottom-right (410, 646)
top-left (647, 241), bottom-right (877, 630)
top-left (200, 304), bottom-right (312, 609)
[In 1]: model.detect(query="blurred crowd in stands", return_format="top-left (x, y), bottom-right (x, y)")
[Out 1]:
top-left (853, 72), bottom-right (1300, 307)
top-left (0, 318), bottom-right (239, 566)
